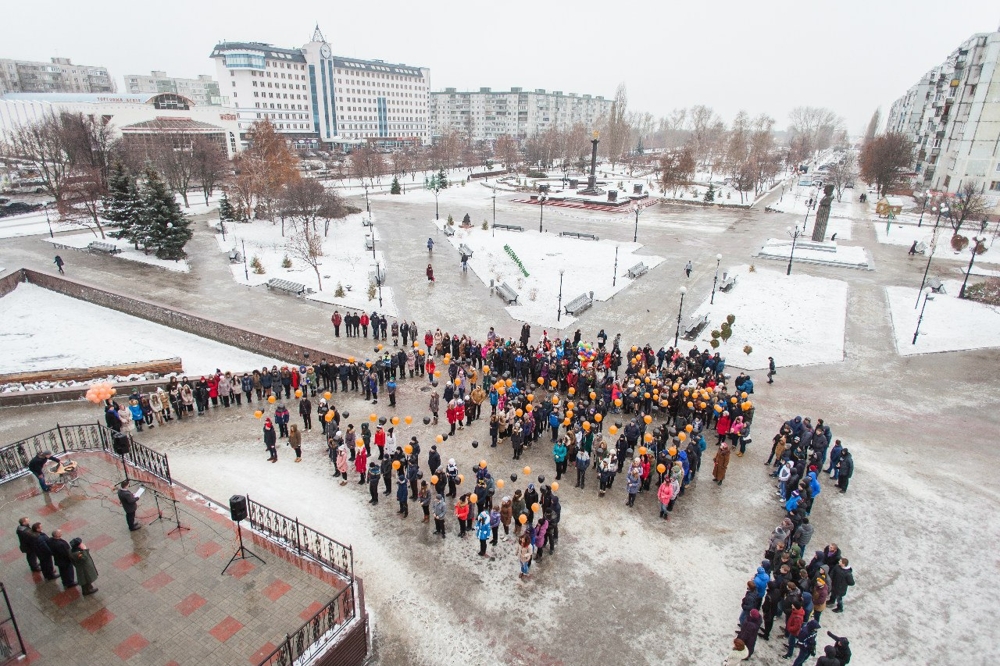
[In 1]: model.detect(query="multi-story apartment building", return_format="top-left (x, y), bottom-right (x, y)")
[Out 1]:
top-left (886, 29), bottom-right (1000, 214)
top-left (0, 57), bottom-right (115, 94)
top-left (210, 26), bottom-right (430, 149)
top-left (429, 87), bottom-right (612, 141)
top-left (125, 71), bottom-right (222, 106)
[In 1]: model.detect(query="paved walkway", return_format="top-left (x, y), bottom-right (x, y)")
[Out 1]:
top-left (1, 452), bottom-right (346, 665)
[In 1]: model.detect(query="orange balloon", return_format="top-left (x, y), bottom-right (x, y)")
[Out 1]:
top-left (324, 412), bottom-right (334, 422)
top-left (644, 433), bottom-right (653, 443)
top-left (609, 426), bottom-right (618, 435)
top-left (550, 481), bottom-right (559, 492)
top-left (614, 398), bottom-right (623, 407)
top-left (436, 435), bottom-right (444, 443)
top-left (639, 446), bottom-right (647, 455)
top-left (568, 387), bottom-right (576, 395)
top-left (505, 379), bottom-right (513, 387)
top-left (496, 479), bottom-right (505, 489)
top-left (324, 391), bottom-right (332, 400)
top-left (678, 432), bottom-right (687, 442)
top-left (644, 415), bottom-right (652, 424)
top-left (434, 370), bottom-right (441, 377)
top-left (589, 392), bottom-right (597, 400)
top-left (369, 413), bottom-right (377, 422)
top-left (657, 463), bottom-right (667, 473)
top-left (518, 514), bottom-right (528, 524)
top-left (526, 404), bottom-right (534, 412)
top-left (391, 416), bottom-right (400, 426)
top-left (431, 475), bottom-right (439, 484)
top-left (470, 493), bottom-right (479, 503)
top-left (515, 408), bottom-right (523, 418)
top-left (482, 366), bottom-right (490, 374)
top-left (523, 466), bottom-right (531, 475)
top-left (685, 424), bottom-right (693, 433)
top-left (552, 396), bottom-right (560, 405)
top-left (268, 395), bottom-right (276, 404)
top-left (404, 444), bottom-right (413, 455)
top-left (537, 377), bottom-right (544, 385)
top-left (562, 418), bottom-right (571, 427)
top-left (254, 410), bottom-right (263, 419)
top-left (526, 394), bottom-right (534, 402)
top-left (479, 460), bottom-right (487, 469)
top-left (531, 503), bottom-right (541, 513)
top-left (582, 421), bottom-right (591, 431)
top-left (594, 413), bottom-right (603, 422)
top-left (295, 389), bottom-right (303, 398)
top-left (550, 380), bottom-right (558, 388)
top-left (392, 460), bottom-right (401, 470)
top-left (404, 415), bottom-right (413, 424)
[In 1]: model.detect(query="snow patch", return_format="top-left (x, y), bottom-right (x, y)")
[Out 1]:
top-left (886, 285), bottom-right (1000, 355)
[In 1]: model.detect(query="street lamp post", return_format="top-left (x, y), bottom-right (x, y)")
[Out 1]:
top-left (538, 193), bottom-right (547, 233)
top-left (375, 261), bottom-right (383, 307)
top-left (612, 245), bottom-right (619, 287)
top-left (959, 236), bottom-right (988, 299)
top-left (242, 240), bottom-right (248, 280)
top-left (912, 289), bottom-right (935, 344)
top-left (710, 253), bottom-right (722, 304)
top-left (363, 183), bottom-right (370, 214)
top-left (673, 287), bottom-right (687, 348)
top-left (803, 197), bottom-right (813, 234)
top-left (917, 190), bottom-right (931, 227)
top-left (786, 226), bottom-right (802, 276)
top-left (915, 204), bottom-right (949, 307)
top-left (633, 205), bottom-right (641, 243)
top-left (556, 269), bottom-right (565, 322)
top-left (492, 186), bottom-right (497, 237)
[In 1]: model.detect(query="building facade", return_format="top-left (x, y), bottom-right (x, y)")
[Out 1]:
top-left (0, 92), bottom-right (241, 158)
top-left (0, 57), bottom-right (115, 95)
top-left (429, 87), bottom-right (612, 141)
top-left (210, 26), bottom-right (430, 149)
top-left (124, 71), bottom-right (222, 107)
top-left (886, 29), bottom-right (1000, 213)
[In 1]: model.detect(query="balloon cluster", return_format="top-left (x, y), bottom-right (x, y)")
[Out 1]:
top-left (86, 382), bottom-right (116, 404)
top-left (576, 342), bottom-right (598, 368)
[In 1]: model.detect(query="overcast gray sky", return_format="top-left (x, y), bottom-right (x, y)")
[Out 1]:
top-left (3, 0), bottom-right (998, 133)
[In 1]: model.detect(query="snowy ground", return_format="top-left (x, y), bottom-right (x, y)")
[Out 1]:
top-left (0, 283), bottom-right (283, 375)
top-left (44, 231), bottom-right (191, 273)
top-left (873, 222), bottom-right (1000, 265)
top-left (0, 209), bottom-right (89, 239)
top-left (687, 265), bottom-right (848, 370)
top-left (432, 219), bottom-right (664, 328)
top-left (886, 284), bottom-right (1000, 356)
top-left (213, 213), bottom-right (398, 316)
top-left (756, 238), bottom-right (871, 269)
top-left (175, 190), bottom-right (223, 215)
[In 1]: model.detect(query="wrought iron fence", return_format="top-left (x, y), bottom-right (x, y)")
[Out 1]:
top-left (0, 423), bottom-right (171, 485)
top-left (256, 583), bottom-right (357, 666)
top-left (245, 496), bottom-right (353, 580)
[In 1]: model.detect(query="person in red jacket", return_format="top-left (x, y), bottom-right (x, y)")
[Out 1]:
top-left (424, 331), bottom-right (434, 355)
top-left (360, 312), bottom-right (370, 338)
top-left (446, 399), bottom-right (458, 435)
top-left (207, 374), bottom-right (220, 407)
top-left (331, 310), bottom-right (342, 337)
top-left (374, 425), bottom-right (387, 460)
top-left (291, 368), bottom-right (300, 391)
top-left (455, 399), bottom-right (466, 430)
top-left (426, 358), bottom-right (436, 383)
top-left (426, 264), bottom-right (435, 282)
top-left (716, 412), bottom-right (732, 445)
top-left (783, 601), bottom-right (805, 657)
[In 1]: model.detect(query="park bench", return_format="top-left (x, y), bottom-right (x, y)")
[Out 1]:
top-left (365, 235), bottom-right (374, 250)
top-left (564, 292), bottom-right (594, 316)
top-left (559, 231), bottom-right (599, 241)
top-left (442, 225), bottom-right (456, 237)
top-left (626, 262), bottom-right (648, 279)
top-left (228, 249), bottom-right (242, 264)
top-left (682, 313), bottom-right (709, 340)
top-left (493, 223), bottom-right (524, 232)
top-left (266, 278), bottom-right (308, 296)
top-left (496, 281), bottom-right (519, 305)
top-left (458, 243), bottom-right (474, 258)
top-left (369, 265), bottom-right (386, 286)
top-left (926, 277), bottom-right (946, 294)
top-left (719, 273), bottom-right (737, 292)
top-left (87, 241), bottom-right (121, 255)
top-left (362, 217), bottom-right (373, 227)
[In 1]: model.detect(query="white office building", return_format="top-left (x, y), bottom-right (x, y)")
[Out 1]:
top-left (429, 87), bottom-right (612, 141)
top-left (124, 71), bottom-right (222, 107)
top-left (210, 26), bottom-right (431, 149)
top-left (886, 28), bottom-right (1000, 214)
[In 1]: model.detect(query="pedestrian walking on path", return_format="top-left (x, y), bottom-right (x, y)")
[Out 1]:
top-left (685, 260), bottom-right (693, 278)
top-left (767, 356), bottom-right (776, 384)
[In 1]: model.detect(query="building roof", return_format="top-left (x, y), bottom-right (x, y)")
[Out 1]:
top-left (330, 57), bottom-right (423, 77)
top-left (210, 42), bottom-right (307, 63)
top-left (1, 92), bottom-right (152, 104)
top-left (120, 117), bottom-right (226, 133)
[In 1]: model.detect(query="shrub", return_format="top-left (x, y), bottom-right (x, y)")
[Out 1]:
top-left (367, 280), bottom-right (377, 301)
top-left (390, 176), bottom-right (401, 194)
top-left (251, 256), bottom-right (265, 274)
top-left (964, 277), bottom-right (1000, 305)
top-left (447, 214), bottom-right (455, 226)
top-left (335, 282), bottom-right (345, 297)
top-left (482, 220), bottom-right (489, 230)
top-left (462, 213), bottom-right (472, 226)
top-left (526, 171), bottom-right (547, 179)
top-left (281, 254), bottom-right (292, 269)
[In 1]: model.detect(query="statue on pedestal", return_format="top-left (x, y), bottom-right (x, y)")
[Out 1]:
top-left (812, 184), bottom-right (835, 242)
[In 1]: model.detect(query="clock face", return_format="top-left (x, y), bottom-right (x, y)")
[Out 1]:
top-left (320, 44), bottom-right (331, 58)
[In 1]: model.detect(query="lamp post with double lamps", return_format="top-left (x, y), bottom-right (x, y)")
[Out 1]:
top-left (673, 286), bottom-right (687, 348)
top-left (710, 253), bottom-right (722, 304)
top-left (786, 225), bottom-right (802, 276)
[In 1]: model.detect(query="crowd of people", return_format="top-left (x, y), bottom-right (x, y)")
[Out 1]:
top-left (16, 516), bottom-right (100, 596)
top-left (723, 414), bottom-right (856, 665)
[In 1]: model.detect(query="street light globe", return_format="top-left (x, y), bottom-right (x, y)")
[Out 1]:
top-left (559, 268), bottom-right (565, 276)
top-left (679, 286), bottom-right (687, 294)
top-left (716, 253), bottom-right (722, 261)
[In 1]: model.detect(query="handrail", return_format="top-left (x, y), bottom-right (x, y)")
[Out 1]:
top-left (255, 583), bottom-right (357, 666)
top-left (245, 496), bottom-right (353, 580)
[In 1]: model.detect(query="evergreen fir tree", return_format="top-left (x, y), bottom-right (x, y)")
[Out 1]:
top-left (218, 192), bottom-right (235, 222)
top-left (437, 168), bottom-right (449, 189)
top-left (104, 163), bottom-right (142, 247)
top-left (142, 169), bottom-right (192, 260)
top-left (704, 184), bottom-right (716, 203)
top-left (390, 176), bottom-right (401, 195)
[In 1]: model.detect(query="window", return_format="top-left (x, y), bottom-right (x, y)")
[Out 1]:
top-left (991, 181), bottom-right (1000, 192)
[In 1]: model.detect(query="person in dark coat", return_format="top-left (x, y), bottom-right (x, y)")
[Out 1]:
top-left (830, 558), bottom-right (855, 613)
top-left (117, 480), bottom-right (141, 531)
top-left (758, 579), bottom-right (781, 641)
top-left (28, 451), bottom-right (60, 492)
top-left (739, 580), bottom-right (759, 626)
top-left (31, 522), bottom-right (58, 580)
top-left (427, 446), bottom-right (441, 478)
top-left (815, 645), bottom-right (841, 666)
top-left (395, 473), bottom-right (409, 517)
top-left (16, 517), bottom-right (40, 572)
top-left (737, 608), bottom-right (762, 658)
top-left (105, 405), bottom-right (122, 432)
top-left (826, 631), bottom-right (851, 664)
top-left (70, 538), bottom-right (99, 595)
top-left (836, 449), bottom-right (853, 492)
top-left (299, 396), bottom-right (312, 430)
top-left (263, 419), bottom-right (278, 462)
top-left (48, 529), bottom-right (76, 588)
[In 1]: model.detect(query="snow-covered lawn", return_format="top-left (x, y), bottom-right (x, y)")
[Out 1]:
top-left (756, 238), bottom-right (871, 269)
top-left (0, 210), bottom-right (90, 238)
top-left (886, 284), bottom-right (1000, 356)
top-left (0, 283), bottom-right (283, 375)
top-left (873, 222), bottom-right (1000, 265)
top-left (687, 265), bottom-right (848, 371)
top-left (43, 232), bottom-right (191, 272)
top-left (175, 191), bottom-right (223, 215)
top-left (433, 220), bottom-right (664, 328)
top-left (213, 212), bottom-right (398, 316)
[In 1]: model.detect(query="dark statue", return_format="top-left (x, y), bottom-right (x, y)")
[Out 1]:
top-left (812, 184), bottom-right (835, 243)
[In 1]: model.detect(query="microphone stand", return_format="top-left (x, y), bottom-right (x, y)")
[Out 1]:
top-left (149, 488), bottom-right (190, 536)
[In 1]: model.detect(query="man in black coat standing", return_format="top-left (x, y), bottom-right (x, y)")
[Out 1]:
top-left (48, 529), bottom-right (76, 589)
top-left (16, 517), bottom-right (40, 572)
top-left (32, 522), bottom-right (59, 580)
top-left (117, 480), bottom-right (142, 531)
top-left (837, 449), bottom-right (854, 493)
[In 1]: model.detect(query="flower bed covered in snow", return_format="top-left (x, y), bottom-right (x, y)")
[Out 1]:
top-left (44, 232), bottom-right (191, 273)
top-left (755, 238), bottom-right (872, 270)
top-left (685, 265), bottom-right (848, 371)
top-left (433, 219), bottom-right (664, 328)
top-left (886, 284), bottom-right (1000, 356)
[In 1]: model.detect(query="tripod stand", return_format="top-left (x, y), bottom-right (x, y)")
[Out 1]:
top-left (150, 489), bottom-right (190, 536)
top-left (222, 520), bottom-right (265, 575)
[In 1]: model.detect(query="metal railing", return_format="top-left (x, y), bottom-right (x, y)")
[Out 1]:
top-left (0, 582), bottom-right (26, 664)
top-left (256, 583), bottom-right (357, 666)
top-left (0, 423), bottom-right (171, 485)
top-left (245, 496), bottom-right (353, 580)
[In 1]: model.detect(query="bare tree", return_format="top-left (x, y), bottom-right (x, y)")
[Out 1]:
top-left (601, 83), bottom-right (631, 170)
top-left (286, 219), bottom-right (324, 291)
top-left (859, 132), bottom-right (913, 197)
top-left (233, 119), bottom-right (298, 220)
top-left (191, 136), bottom-right (228, 205)
top-left (146, 135), bottom-right (196, 207)
top-left (827, 154), bottom-right (857, 202)
top-left (494, 135), bottom-right (520, 171)
top-left (949, 181), bottom-right (990, 235)
top-left (350, 146), bottom-right (385, 187)
top-left (659, 147), bottom-right (696, 196)
top-left (863, 108), bottom-right (881, 145)
top-left (788, 106), bottom-right (845, 156)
